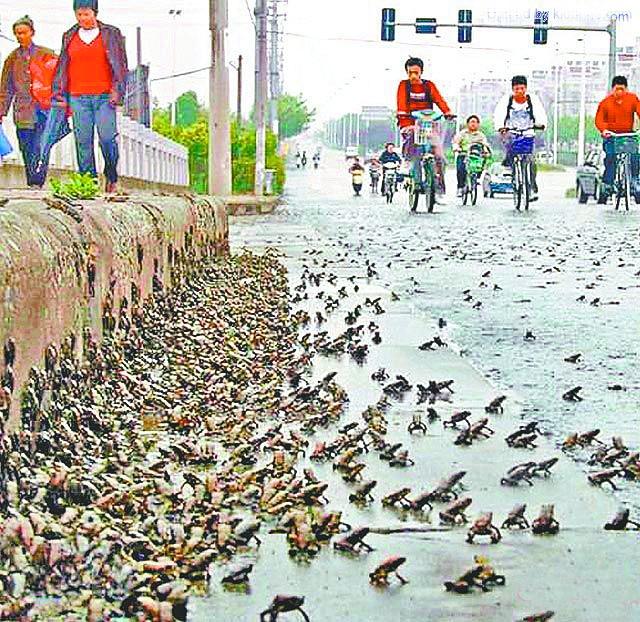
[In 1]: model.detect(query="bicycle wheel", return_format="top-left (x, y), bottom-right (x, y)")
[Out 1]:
top-left (624, 157), bottom-right (632, 211)
top-left (512, 159), bottom-right (522, 211)
top-left (424, 159), bottom-right (435, 213)
top-left (407, 178), bottom-right (419, 212)
top-left (523, 158), bottom-right (531, 211)
top-left (470, 174), bottom-right (478, 206)
top-left (615, 155), bottom-right (627, 211)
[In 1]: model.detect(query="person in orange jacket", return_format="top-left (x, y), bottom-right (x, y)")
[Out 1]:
top-left (0, 16), bottom-right (58, 187)
top-left (595, 75), bottom-right (640, 198)
top-left (396, 57), bottom-right (455, 197)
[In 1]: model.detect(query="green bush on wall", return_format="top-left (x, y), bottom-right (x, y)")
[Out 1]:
top-left (153, 105), bottom-right (285, 195)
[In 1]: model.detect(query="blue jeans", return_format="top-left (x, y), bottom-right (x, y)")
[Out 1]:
top-left (16, 107), bottom-right (49, 187)
top-left (70, 94), bottom-right (119, 183)
top-left (456, 155), bottom-right (467, 189)
top-left (603, 137), bottom-right (640, 189)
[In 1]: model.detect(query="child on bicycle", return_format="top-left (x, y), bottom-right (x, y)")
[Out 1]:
top-left (453, 115), bottom-right (492, 197)
top-left (595, 75), bottom-right (640, 200)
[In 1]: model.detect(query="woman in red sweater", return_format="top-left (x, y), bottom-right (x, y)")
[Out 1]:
top-left (52, 0), bottom-right (128, 193)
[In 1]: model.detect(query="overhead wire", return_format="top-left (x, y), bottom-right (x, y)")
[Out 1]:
top-left (244, 0), bottom-right (257, 30)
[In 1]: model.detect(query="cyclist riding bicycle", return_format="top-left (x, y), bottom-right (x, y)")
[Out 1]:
top-left (349, 157), bottom-right (365, 196)
top-left (380, 142), bottom-right (401, 166)
top-left (595, 75), bottom-right (640, 201)
top-left (397, 57), bottom-right (455, 197)
top-left (493, 75), bottom-right (548, 201)
top-left (453, 115), bottom-right (491, 197)
top-left (369, 158), bottom-right (382, 193)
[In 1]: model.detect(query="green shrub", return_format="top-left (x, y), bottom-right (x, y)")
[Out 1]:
top-left (50, 173), bottom-right (100, 199)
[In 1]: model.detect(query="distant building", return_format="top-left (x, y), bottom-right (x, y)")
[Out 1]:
top-left (459, 78), bottom-right (506, 124)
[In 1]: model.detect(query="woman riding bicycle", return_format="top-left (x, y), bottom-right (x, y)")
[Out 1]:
top-left (453, 115), bottom-right (491, 198)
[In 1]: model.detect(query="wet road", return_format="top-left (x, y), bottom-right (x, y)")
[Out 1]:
top-left (236, 149), bottom-right (640, 509)
top-left (193, 150), bottom-right (640, 621)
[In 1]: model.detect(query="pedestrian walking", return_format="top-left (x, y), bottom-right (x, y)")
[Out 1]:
top-left (0, 16), bottom-right (61, 188)
top-left (52, 0), bottom-right (129, 193)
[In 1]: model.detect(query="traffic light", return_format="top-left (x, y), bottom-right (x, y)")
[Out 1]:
top-left (534, 10), bottom-right (549, 44)
top-left (415, 18), bottom-right (437, 34)
top-left (458, 10), bottom-right (472, 43)
top-left (381, 8), bottom-right (396, 42)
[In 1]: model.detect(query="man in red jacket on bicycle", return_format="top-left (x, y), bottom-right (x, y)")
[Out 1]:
top-left (595, 75), bottom-right (640, 201)
top-left (397, 57), bottom-right (455, 196)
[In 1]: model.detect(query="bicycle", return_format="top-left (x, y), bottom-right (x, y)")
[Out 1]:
top-left (458, 143), bottom-right (488, 207)
top-left (370, 169), bottom-right (380, 195)
top-left (382, 162), bottom-right (398, 204)
top-left (607, 132), bottom-right (639, 211)
top-left (501, 125), bottom-right (545, 211)
top-left (405, 110), bottom-right (454, 214)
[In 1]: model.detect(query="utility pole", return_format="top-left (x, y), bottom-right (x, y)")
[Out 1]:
top-left (553, 61), bottom-right (560, 166)
top-left (608, 17), bottom-right (617, 87)
top-left (269, 0), bottom-right (279, 134)
top-left (577, 39), bottom-right (587, 167)
top-left (209, 0), bottom-right (231, 195)
top-left (254, 0), bottom-right (268, 195)
top-left (136, 27), bottom-right (143, 126)
top-left (237, 55), bottom-right (243, 122)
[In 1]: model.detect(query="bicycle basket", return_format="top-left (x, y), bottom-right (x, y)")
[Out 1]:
top-left (467, 151), bottom-right (485, 174)
top-left (511, 135), bottom-right (534, 155)
top-left (612, 135), bottom-right (638, 155)
top-left (414, 117), bottom-right (441, 146)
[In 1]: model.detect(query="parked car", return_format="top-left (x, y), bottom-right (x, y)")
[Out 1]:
top-left (483, 163), bottom-right (513, 197)
top-left (576, 149), bottom-right (605, 204)
top-left (536, 149), bottom-right (555, 164)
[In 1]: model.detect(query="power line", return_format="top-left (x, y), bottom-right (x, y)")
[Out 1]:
top-left (244, 0), bottom-right (256, 30)
top-left (151, 66), bottom-right (210, 82)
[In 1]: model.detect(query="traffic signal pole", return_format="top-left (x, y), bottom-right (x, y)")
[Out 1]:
top-left (384, 11), bottom-right (618, 87)
top-left (608, 18), bottom-right (618, 87)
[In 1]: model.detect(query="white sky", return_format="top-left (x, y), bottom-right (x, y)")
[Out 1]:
top-left (0, 0), bottom-right (637, 120)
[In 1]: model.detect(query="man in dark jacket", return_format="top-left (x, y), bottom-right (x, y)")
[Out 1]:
top-left (379, 143), bottom-right (401, 166)
top-left (0, 16), bottom-right (56, 187)
top-left (52, 0), bottom-right (128, 193)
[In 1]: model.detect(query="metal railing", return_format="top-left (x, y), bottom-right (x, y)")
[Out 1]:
top-left (1, 110), bottom-right (189, 187)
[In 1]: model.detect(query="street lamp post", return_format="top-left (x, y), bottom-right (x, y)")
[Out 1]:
top-left (169, 8), bottom-right (182, 126)
top-left (577, 38), bottom-right (587, 166)
top-left (229, 55), bottom-right (243, 122)
top-left (553, 60), bottom-right (561, 166)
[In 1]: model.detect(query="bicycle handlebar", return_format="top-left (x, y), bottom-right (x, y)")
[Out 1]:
top-left (606, 131), bottom-right (640, 137)
top-left (411, 111), bottom-right (457, 122)
top-left (499, 125), bottom-right (545, 133)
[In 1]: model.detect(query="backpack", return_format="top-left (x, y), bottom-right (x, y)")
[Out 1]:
top-left (405, 79), bottom-right (433, 110)
top-left (30, 52), bottom-right (59, 110)
top-left (504, 94), bottom-right (535, 126)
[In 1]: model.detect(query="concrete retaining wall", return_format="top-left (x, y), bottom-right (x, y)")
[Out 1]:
top-left (0, 193), bottom-right (228, 423)
top-left (0, 164), bottom-right (189, 195)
